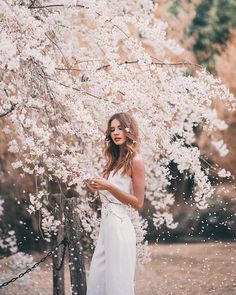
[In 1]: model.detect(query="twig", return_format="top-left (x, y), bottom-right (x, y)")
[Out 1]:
top-left (28, 4), bottom-right (86, 9)
top-left (55, 58), bottom-right (203, 73)
top-left (151, 56), bottom-right (203, 69)
top-left (55, 67), bottom-right (82, 72)
top-left (45, 33), bottom-right (70, 69)
top-left (0, 103), bottom-right (17, 118)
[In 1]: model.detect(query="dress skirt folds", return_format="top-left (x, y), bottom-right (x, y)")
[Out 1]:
top-left (87, 171), bottom-right (137, 295)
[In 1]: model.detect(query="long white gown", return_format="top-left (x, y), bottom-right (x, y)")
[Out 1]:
top-left (87, 169), bottom-right (137, 295)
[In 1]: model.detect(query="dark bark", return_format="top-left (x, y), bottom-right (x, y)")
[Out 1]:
top-left (65, 195), bottom-right (87, 295)
top-left (51, 194), bottom-right (65, 295)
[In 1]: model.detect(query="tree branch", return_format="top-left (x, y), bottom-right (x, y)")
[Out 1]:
top-left (54, 58), bottom-right (203, 73)
top-left (45, 33), bottom-right (70, 69)
top-left (150, 56), bottom-right (203, 69)
top-left (28, 4), bottom-right (86, 9)
top-left (0, 88), bottom-right (17, 118)
top-left (0, 103), bottom-right (17, 118)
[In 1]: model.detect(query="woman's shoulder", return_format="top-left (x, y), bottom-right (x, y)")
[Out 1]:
top-left (132, 153), bottom-right (144, 167)
top-left (130, 153), bottom-right (145, 178)
top-left (132, 153), bottom-right (143, 161)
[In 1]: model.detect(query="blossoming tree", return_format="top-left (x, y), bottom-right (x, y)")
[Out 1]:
top-left (0, 0), bottom-right (235, 290)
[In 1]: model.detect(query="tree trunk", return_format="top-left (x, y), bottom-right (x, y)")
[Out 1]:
top-left (51, 193), bottom-right (65, 295)
top-left (65, 196), bottom-right (87, 295)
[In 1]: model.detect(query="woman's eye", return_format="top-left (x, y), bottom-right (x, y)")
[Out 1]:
top-left (110, 127), bottom-right (122, 132)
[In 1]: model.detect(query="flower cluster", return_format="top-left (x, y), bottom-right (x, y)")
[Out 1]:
top-left (0, 230), bottom-right (18, 254)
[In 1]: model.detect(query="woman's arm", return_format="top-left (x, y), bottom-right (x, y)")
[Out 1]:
top-left (92, 155), bottom-right (145, 211)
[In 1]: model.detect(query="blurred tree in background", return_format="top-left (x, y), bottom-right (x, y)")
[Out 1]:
top-left (186, 0), bottom-right (236, 71)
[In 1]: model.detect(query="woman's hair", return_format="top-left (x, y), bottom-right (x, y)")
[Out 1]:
top-left (103, 112), bottom-right (140, 178)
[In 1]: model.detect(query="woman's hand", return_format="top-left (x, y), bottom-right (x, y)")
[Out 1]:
top-left (83, 179), bottom-right (97, 194)
top-left (88, 176), bottom-right (111, 191)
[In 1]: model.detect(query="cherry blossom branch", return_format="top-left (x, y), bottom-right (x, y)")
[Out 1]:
top-left (45, 33), bottom-right (70, 69)
top-left (96, 58), bottom-right (204, 70)
top-left (107, 21), bottom-right (129, 38)
top-left (55, 67), bottom-right (82, 72)
top-left (153, 60), bottom-right (203, 68)
top-left (0, 102), bottom-right (17, 118)
top-left (28, 4), bottom-right (86, 9)
top-left (96, 60), bottom-right (138, 71)
top-left (0, 88), bottom-right (17, 118)
top-left (55, 58), bottom-right (203, 73)
top-left (150, 56), bottom-right (203, 69)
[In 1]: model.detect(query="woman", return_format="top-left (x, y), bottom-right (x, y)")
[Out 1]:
top-left (85, 112), bottom-right (145, 295)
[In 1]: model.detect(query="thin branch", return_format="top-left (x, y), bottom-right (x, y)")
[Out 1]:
top-left (118, 90), bottom-right (125, 96)
top-left (4, 88), bottom-right (9, 97)
top-left (55, 58), bottom-right (203, 73)
top-left (111, 23), bottom-right (129, 38)
top-left (28, 0), bottom-right (37, 8)
top-left (153, 61), bottom-right (203, 68)
top-left (45, 32), bottom-right (70, 69)
top-left (151, 56), bottom-right (203, 69)
top-left (0, 102), bottom-right (17, 118)
top-left (28, 4), bottom-right (86, 9)
top-left (22, 105), bottom-right (41, 111)
top-left (77, 59), bottom-right (101, 64)
top-left (33, 60), bottom-right (55, 102)
top-left (40, 72), bottom-right (104, 100)
top-left (55, 67), bottom-right (82, 72)
top-left (96, 60), bottom-right (138, 71)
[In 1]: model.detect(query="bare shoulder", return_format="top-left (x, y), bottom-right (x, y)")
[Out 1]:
top-left (132, 153), bottom-right (145, 171)
top-left (132, 153), bottom-right (143, 163)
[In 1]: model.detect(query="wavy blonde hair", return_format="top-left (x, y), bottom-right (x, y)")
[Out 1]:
top-left (103, 112), bottom-right (140, 178)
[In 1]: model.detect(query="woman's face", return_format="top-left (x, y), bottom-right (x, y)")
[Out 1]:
top-left (110, 118), bottom-right (126, 145)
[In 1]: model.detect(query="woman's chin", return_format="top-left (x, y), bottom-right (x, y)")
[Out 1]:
top-left (115, 140), bottom-right (124, 145)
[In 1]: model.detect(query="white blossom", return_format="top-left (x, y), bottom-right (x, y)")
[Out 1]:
top-left (212, 139), bottom-right (229, 157)
top-left (218, 168), bottom-right (231, 178)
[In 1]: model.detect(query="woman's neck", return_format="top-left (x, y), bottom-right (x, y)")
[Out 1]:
top-left (119, 143), bottom-right (126, 154)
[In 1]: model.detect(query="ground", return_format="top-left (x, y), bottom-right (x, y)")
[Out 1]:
top-left (0, 242), bottom-right (235, 295)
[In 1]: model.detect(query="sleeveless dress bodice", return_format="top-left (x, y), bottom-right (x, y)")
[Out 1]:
top-left (100, 169), bottom-right (133, 204)
top-left (99, 169), bottom-right (136, 221)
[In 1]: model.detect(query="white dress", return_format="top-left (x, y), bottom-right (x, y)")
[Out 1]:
top-left (87, 170), bottom-right (137, 295)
